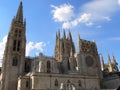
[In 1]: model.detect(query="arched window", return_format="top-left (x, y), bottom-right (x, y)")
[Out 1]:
top-left (12, 57), bottom-right (18, 66)
top-left (55, 79), bottom-right (58, 86)
top-left (47, 61), bottom-right (51, 73)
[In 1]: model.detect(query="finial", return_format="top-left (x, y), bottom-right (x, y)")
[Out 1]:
top-left (56, 32), bottom-right (58, 39)
top-left (112, 53), bottom-right (117, 65)
top-left (63, 30), bottom-right (66, 39)
top-left (68, 30), bottom-right (72, 40)
top-left (58, 30), bottom-right (60, 38)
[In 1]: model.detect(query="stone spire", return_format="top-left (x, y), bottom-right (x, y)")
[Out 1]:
top-left (101, 55), bottom-right (105, 71)
top-left (58, 30), bottom-right (60, 39)
top-left (112, 54), bottom-right (117, 65)
top-left (56, 32), bottom-right (58, 42)
top-left (63, 30), bottom-right (66, 40)
top-left (107, 54), bottom-right (113, 72)
top-left (78, 34), bottom-right (81, 53)
top-left (16, 1), bottom-right (23, 23)
top-left (68, 31), bottom-right (72, 41)
top-left (112, 54), bottom-right (119, 72)
top-left (108, 54), bottom-right (111, 65)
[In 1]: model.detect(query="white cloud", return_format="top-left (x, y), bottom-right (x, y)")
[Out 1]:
top-left (0, 36), bottom-right (7, 60)
top-left (62, 22), bottom-right (71, 29)
top-left (26, 41), bottom-right (46, 56)
top-left (82, 0), bottom-right (119, 22)
top-left (51, 4), bottom-right (74, 22)
top-left (62, 13), bottom-right (92, 29)
top-left (118, 0), bottom-right (120, 5)
top-left (51, 0), bottom-right (120, 29)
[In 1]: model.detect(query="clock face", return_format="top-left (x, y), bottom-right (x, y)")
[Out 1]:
top-left (85, 56), bottom-right (94, 67)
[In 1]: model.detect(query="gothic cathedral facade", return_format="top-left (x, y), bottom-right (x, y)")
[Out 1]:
top-left (0, 2), bottom-right (120, 90)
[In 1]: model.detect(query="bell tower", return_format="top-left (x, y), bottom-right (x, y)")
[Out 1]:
top-left (1, 1), bottom-right (26, 90)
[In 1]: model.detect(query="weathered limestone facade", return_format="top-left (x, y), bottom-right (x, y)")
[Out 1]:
top-left (0, 1), bottom-right (120, 90)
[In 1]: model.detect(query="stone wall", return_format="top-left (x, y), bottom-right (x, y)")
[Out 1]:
top-left (28, 72), bottom-right (100, 90)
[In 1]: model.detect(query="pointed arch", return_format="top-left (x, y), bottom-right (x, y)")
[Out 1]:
top-left (47, 61), bottom-right (51, 73)
top-left (55, 79), bottom-right (58, 86)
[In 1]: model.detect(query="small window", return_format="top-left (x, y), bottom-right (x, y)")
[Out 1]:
top-left (55, 79), bottom-right (58, 86)
top-left (14, 29), bottom-right (18, 37)
top-left (12, 58), bottom-right (18, 66)
top-left (78, 80), bottom-right (82, 87)
top-left (13, 40), bottom-right (17, 51)
top-left (26, 81), bottom-right (29, 88)
top-left (47, 61), bottom-right (51, 73)
top-left (19, 31), bottom-right (22, 37)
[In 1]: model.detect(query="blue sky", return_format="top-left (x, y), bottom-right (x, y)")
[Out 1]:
top-left (0, 0), bottom-right (120, 69)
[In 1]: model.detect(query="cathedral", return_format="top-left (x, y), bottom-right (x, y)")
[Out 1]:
top-left (0, 1), bottom-right (120, 90)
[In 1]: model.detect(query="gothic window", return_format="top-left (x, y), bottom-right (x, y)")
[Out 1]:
top-left (19, 31), bottom-right (22, 37)
top-left (47, 61), bottom-right (51, 73)
top-left (17, 40), bottom-right (21, 51)
top-left (55, 79), bottom-right (58, 86)
top-left (13, 40), bottom-right (17, 51)
top-left (68, 59), bottom-right (70, 70)
top-left (78, 80), bottom-right (82, 87)
top-left (25, 61), bottom-right (30, 73)
top-left (12, 57), bottom-right (18, 66)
